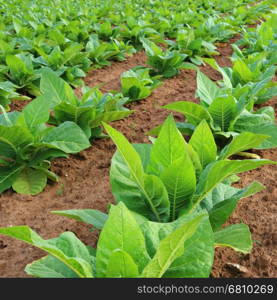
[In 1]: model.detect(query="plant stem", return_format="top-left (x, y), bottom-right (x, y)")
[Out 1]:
top-left (236, 152), bottom-right (261, 159)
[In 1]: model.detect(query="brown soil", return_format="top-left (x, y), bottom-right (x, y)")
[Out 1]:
top-left (0, 34), bottom-right (276, 278)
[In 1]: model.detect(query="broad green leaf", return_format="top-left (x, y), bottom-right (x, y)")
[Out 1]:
top-left (0, 138), bottom-right (17, 163)
top-left (12, 167), bottom-right (47, 195)
top-left (208, 96), bottom-right (236, 131)
top-left (105, 123), bottom-right (169, 222)
top-left (96, 203), bottom-right (150, 277)
top-left (6, 55), bottom-right (28, 80)
top-left (189, 120), bottom-right (217, 168)
top-left (203, 58), bottom-right (232, 88)
top-left (42, 122), bottom-right (90, 153)
top-left (196, 71), bottom-right (220, 105)
top-left (147, 115), bottom-right (187, 175)
top-left (89, 111), bottom-right (133, 128)
top-left (141, 214), bottom-right (205, 278)
top-left (161, 155), bottom-right (196, 221)
top-left (191, 159), bottom-right (276, 212)
top-left (0, 111), bottom-right (20, 126)
top-left (242, 124), bottom-right (277, 149)
top-left (219, 132), bottom-right (269, 159)
top-left (164, 216), bottom-right (214, 278)
top-left (214, 224), bottom-right (252, 254)
top-left (23, 96), bottom-right (50, 130)
top-left (25, 255), bottom-right (79, 278)
top-left (110, 150), bottom-right (167, 221)
top-left (208, 181), bottom-right (264, 230)
top-left (164, 102), bottom-right (211, 126)
top-left (0, 125), bottom-right (33, 148)
top-left (103, 122), bottom-right (144, 184)
top-left (140, 212), bottom-right (214, 278)
top-left (133, 144), bottom-right (152, 170)
top-left (106, 250), bottom-right (139, 278)
top-left (52, 209), bottom-right (108, 230)
top-left (0, 165), bottom-right (23, 193)
top-left (40, 68), bottom-right (77, 107)
top-left (0, 227), bottom-right (93, 277)
top-left (143, 174), bottom-right (170, 222)
top-left (233, 60), bottom-right (254, 83)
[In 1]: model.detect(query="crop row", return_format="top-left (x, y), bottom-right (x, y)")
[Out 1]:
top-left (0, 0), bottom-right (276, 278)
top-left (0, 0), bottom-right (275, 105)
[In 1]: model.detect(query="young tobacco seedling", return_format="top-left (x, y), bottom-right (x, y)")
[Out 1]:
top-left (203, 54), bottom-right (277, 104)
top-left (0, 97), bottom-right (90, 195)
top-left (5, 53), bottom-right (41, 96)
top-left (159, 71), bottom-right (277, 149)
top-left (39, 68), bottom-right (133, 139)
top-left (0, 202), bottom-right (207, 278)
top-left (140, 37), bottom-right (187, 78)
top-left (120, 66), bottom-right (161, 101)
top-left (166, 28), bottom-right (219, 65)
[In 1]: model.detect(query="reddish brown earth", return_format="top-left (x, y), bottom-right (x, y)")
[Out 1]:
top-left (0, 35), bottom-right (276, 278)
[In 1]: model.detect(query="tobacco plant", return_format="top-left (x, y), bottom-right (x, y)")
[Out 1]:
top-left (0, 97), bottom-right (90, 195)
top-left (39, 69), bottom-right (133, 139)
top-left (140, 38), bottom-right (187, 78)
top-left (120, 67), bottom-right (161, 101)
top-left (157, 71), bottom-right (277, 149)
top-left (0, 202), bottom-right (208, 278)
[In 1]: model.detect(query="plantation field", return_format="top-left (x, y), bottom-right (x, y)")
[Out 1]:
top-left (0, 0), bottom-right (276, 278)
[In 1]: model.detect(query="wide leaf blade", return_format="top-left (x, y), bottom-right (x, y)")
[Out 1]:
top-left (214, 224), bottom-right (252, 254)
top-left (96, 203), bottom-right (150, 277)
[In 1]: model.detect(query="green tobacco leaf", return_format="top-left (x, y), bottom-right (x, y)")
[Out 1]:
top-left (147, 115), bottom-right (187, 175)
top-left (214, 224), bottom-right (252, 254)
top-left (243, 124), bottom-right (277, 149)
top-left (161, 155), bottom-right (196, 221)
top-left (143, 174), bottom-right (170, 222)
top-left (189, 120), bottom-right (217, 168)
top-left (96, 203), bottom-right (150, 277)
top-left (6, 54), bottom-right (28, 80)
top-left (141, 214), bottom-right (205, 278)
top-left (196, 71), bottom-right (220, 105)
top-left (103, 122), bottom-right (144, 184)
top-left (106, 250), bottom-right (139, 278)
top-left (192, 159), bottom-right (276, 212)
top-left (25, 255), bottom-right (79, 278)
top-left (43, 121), bottom-right (90, 153)
top-left (0, 138), bottom-right (17, 163)
top-left (164, 215), bottom-right (214, 278)
top-left (0, 125), bottom-right (33, 148)
top-left (208, 96), bottom-right (236, 131)
top-left (40, 68), bottom-right (77, 107)
top-left (105, 123), bottom-right (169, 222)
top-left (0, 227), bottom-right (93, 277)
top-left (23, 96), bottom-right (50, 130)
top-left (0, 111), bottom-right (21, 126)
top-left (203, 58), bottom-right (232, 88)
top-left (208, 181), bottom-right (264, 230)
top-left (110, 150), bottom-right (169, 221)
top-left (89, 111), bottom-right (133, 128)
top-left (133, 144), bottom-right (152, 170)
top-left (219, 132), bottom-right (269, 159)
top-left (0, 165), bottom-right (23, 193)
top-left (164, 102), bottom-right (211, 126)
top-left (12, 167), bottom-right (47, 195)
top-left (52, 209), bottom-right (108, 230)
top-left (233, 60), bottom-right (254, 83)
top-left (140, 212), bottom-right (214, 277)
